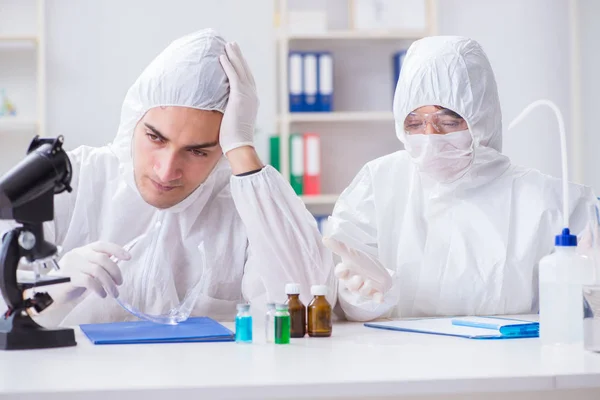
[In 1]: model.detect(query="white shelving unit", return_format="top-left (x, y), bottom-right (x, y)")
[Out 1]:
top-left (0, 117), bottom-right (37, 131)
top-left (274, 0), bottom-right (437, 207)
top-left (279, 111), bottom-right (394, 123)
top-left (300, 194), bottom-right (339, 205)
top-left (0, 0), bottom-right (45, 174)
top-left (282, 30), bottom-right (428, 40)
top-left (0, 0), bottom-right (45, 136)
top-left (0, 35), bottom-right (38, 45)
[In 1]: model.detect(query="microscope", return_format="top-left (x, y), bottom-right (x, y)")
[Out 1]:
top-left (0, 135), bottom-right (77, 350)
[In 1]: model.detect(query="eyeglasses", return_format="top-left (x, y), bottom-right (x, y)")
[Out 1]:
top-left (404, 109), bottom-right (468, 134)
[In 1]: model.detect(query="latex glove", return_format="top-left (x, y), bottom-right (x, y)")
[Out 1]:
top-left (59, 241), bottom-right (130, 299)
top-left (322, 237), bottom-right (393, 303)
top-left (219, 42), bottom-right (259, 154)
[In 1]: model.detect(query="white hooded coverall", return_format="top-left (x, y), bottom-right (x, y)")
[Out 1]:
top-left (1, 29), bottom-right (335, 326)
top-left (327, 36), bottom-right (597, 322)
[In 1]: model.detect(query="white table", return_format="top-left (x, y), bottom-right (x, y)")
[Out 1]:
top-left (1, 318), bottom-right (600, 400)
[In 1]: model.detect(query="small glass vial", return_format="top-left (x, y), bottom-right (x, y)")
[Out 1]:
top-left (235, 303), bottom-right (252, 343)
top-left (307, 285), bottom-right (332, 337)
top-left (285, 283), bottom-right (306, 338)
top-left (265, 302), bottom-right (276, 343)
top-left (274, 303), bottom-right (291, 344)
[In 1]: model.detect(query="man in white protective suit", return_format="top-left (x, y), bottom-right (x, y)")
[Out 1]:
top-left (324, 36), bottom-right (598, 322)
top-left (0, 29), bottom-right (335, 326)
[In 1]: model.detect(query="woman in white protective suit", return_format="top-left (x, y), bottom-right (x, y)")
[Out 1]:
top-left (1, 29), bottom-right (335, 326)
top-left (323, 35), bottom-right (598, 322)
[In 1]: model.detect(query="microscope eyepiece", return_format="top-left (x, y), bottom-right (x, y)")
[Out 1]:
top-left (0, 135), bottom-right (72, 222)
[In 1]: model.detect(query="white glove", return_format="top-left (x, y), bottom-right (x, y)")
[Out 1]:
top-left (218, 42), bottom-right (259, 154)
top-left (323, 237), bottom-right (393, 303)
top-left (59, 241), bottom-right (130, 299)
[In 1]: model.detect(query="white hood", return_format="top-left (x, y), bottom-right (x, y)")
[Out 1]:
top-left (108, 28), bottom-right (231, 212)
top-left (393, 36), bottom-right (510, 192)
top-left (394, 36), bottom-right (502, 151)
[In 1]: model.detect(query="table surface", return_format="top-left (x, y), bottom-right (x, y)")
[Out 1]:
top-left (1, 315), bottom-right (600, 400)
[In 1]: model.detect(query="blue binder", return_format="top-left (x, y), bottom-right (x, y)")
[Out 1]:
top-left (317, 52), bottom-right (333, 112)
top-left (80, 317), bottom-right (235, 345)
top-left (303, 52), bottom-right (318, 112)
top-left (393, 50), bottom-right (407, 91)
top-left (313, 214), bottom-right (330, 233)
top-left (289, 52), bottom-right (303, 112)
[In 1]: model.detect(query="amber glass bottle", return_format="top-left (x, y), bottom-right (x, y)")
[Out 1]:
top-left (307, 285), bottom-right (332, 337)
top-left (285, 283), bottom-right (306, 338)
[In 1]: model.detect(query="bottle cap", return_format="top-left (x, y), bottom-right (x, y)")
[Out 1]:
top-left (285, 283), bottom-right (301, 295)
top-left (276, 303), bottom-right (289, 311)
top-left (266, 302), bottom-right (276, 310)
top-left (555, 227), bottom-right (577, 247)
top-left (311, 285), bottom-right (328, 296)
top-left (236, 303), bottom-right (250, 311)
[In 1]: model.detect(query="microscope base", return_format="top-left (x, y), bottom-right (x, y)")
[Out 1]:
top-left (0, 313), bottom-right (76, 350)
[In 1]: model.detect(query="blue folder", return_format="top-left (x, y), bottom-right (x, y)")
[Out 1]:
top-left (450, 316), bottom-right (538, 336)
top-left (80, 317), bottom-right (235, 345)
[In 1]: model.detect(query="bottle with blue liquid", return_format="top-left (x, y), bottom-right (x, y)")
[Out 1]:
top-left (235, 303), bottom-right (253, 343)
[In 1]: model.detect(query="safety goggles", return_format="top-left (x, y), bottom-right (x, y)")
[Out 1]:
top-left (404, 109), bottom-right (468, 135)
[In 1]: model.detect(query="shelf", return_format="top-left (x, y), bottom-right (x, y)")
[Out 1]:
top-left (280, 111), bottom-right (394, 123)
top-left (0, 118), bottom-right (37, 132)
top-left (0, 36), bottom-right (38, 49)
top-left (281, 30), bottom-right (428, 41)
top-left (301, 194), bottom-right (339, 205)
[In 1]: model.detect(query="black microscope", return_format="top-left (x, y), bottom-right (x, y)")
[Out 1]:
top-left (0, 135), bottom-right (77, 350)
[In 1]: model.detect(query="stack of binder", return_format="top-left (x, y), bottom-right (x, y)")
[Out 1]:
top-left (289, 51), bottom-right (333, 112)
top-left (269, 133), bottom-right (321, 196)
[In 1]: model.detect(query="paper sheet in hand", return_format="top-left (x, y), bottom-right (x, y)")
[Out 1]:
top-left (80, 317), bottom-right (234, 345)
top-left (365, 317), bottom-right (538, 340)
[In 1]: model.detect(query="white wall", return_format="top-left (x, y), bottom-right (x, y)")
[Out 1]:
top-left (437, 0), bottom-right (572, 181)
top-left (44, 0), bottom-right (275, 156)
top-left (579, 0), bottom-right (600, 192)
top-left (0, 0), bottom-right (39, 174)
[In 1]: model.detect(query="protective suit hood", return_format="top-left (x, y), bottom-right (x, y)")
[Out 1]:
top-left (393, 36), bottom-right (510, 191)
top-left (394, 36), bottom-right (501, 151)
top-left (108, 28), bottom-right (231, 213)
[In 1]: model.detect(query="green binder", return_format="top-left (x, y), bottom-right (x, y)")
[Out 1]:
top-left (269, 135), bottom-right (281, 172)
top-left (289, 133), bottom-right (304, 195)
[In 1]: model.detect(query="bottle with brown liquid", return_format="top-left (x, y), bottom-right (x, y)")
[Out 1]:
top-left (307, 285), bottom-right (332, 337)
top-left (285, 283), bottom-right (306, 338)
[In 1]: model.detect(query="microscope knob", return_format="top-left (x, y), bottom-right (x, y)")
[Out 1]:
top-left (31, 292), bottom-right (53, 313)
top-left (18, 231), bottom-right (36, 250)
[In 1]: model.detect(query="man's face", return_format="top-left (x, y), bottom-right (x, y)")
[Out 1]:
top-left (132, 106), bottom-right (223, 209)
